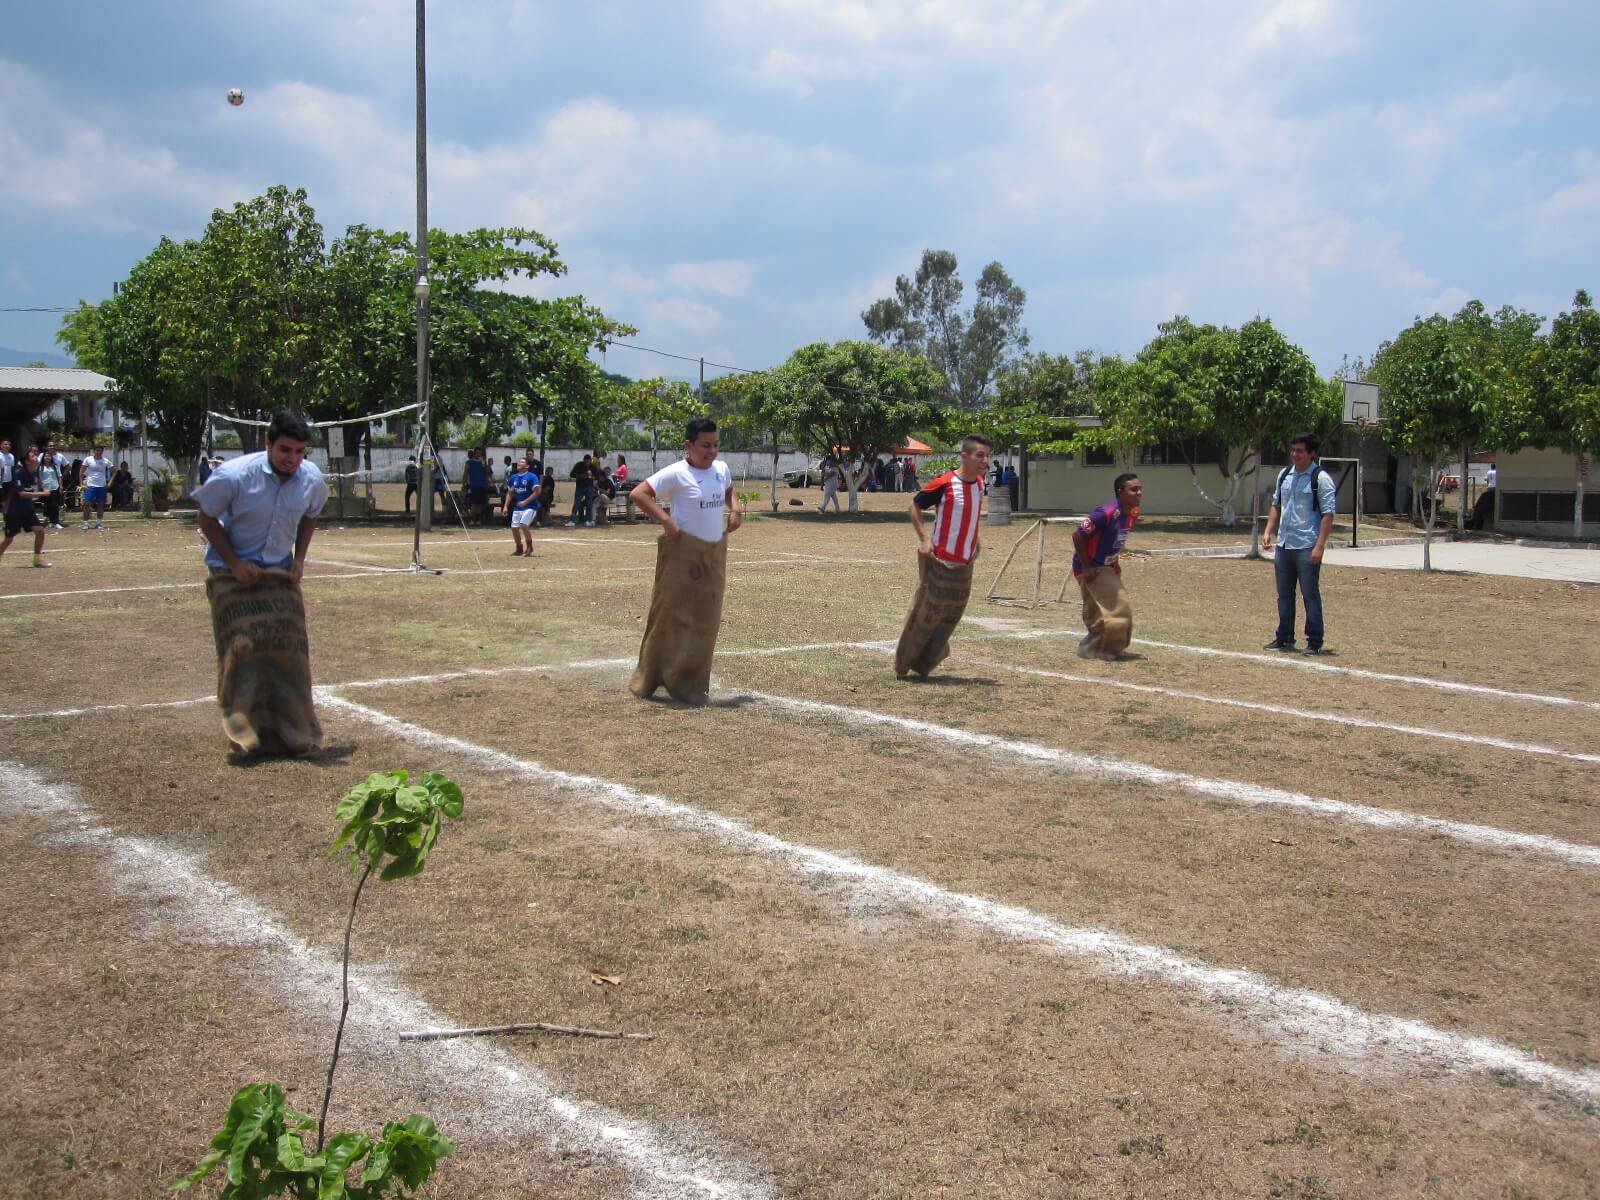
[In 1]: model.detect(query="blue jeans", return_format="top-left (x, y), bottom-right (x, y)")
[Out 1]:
top-left (1274, 546), bottom-right (1324, 648)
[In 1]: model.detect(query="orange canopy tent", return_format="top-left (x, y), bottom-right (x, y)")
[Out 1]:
top-left (830, 437), bottom-right (934, 456)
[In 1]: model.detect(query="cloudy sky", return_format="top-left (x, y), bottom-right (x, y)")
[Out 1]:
top-left (3, 0), bottom-right (1597, 381)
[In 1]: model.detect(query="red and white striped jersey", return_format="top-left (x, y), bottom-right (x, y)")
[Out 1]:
top-left (914, 470), bottom-right (986, 565)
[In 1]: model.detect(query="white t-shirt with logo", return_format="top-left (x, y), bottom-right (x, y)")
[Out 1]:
top-left (645, 459), bottom-right (732, 544)
top-left (82, 456), bottom-right (114, 488)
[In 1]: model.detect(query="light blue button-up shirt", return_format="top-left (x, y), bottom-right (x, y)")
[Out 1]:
top-left (1273, 463), bottom-right (1338, 550)
top-left (195, 452), bottom-right (328, 571)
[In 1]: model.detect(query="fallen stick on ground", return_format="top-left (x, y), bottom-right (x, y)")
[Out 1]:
top-left (399, 1021), bottom-right (655, 1043)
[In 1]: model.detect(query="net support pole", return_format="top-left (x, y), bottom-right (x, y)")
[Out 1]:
top-left (411, 0), bottom-right (432, 565)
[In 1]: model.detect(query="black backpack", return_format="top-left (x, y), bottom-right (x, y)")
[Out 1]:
top-left (1275, 462), bottom-right (1330, 513)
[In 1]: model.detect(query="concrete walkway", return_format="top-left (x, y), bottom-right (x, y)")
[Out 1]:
top-left (1321, 539), bottom-right (1600, 583)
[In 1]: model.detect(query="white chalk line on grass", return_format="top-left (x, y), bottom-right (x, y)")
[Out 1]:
top-left (1123, 636), bottom-right (1600, 714)
top-left (313, 697), bottom-right (1600, 1105)
top-left (0, 563), bottom-right (578, 601)
top-left (974, 662), bottom-right (1600, 765)
top-left (0, 638), bottom-right (897, 721)
top-left (737, 689), bottom-right (1600, 870)
top-left (0, 695), bottom-right (214, 721)
top-left (0, 763), bottom-right (768, 1200)
top-left (321, 640), bottom-right (895, 694)
top-left (306, 557), bottom-right (414, 573)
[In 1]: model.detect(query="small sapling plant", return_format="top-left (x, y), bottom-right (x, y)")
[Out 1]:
top-left (173, 770), bottom-right (464, 1198)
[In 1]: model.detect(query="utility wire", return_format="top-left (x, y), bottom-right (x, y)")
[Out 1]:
top-left (11, 303), bottom-right (926, 411)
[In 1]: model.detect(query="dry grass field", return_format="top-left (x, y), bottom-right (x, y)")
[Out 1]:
top-left (1, 497), bottom-right (1596, 1200)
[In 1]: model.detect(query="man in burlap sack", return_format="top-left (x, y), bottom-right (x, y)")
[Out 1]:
top-left (896, 434), bottom-right (992, 679)
top-left (1071, 473), bottom-right (1142, 660)
top-left (194, 411), bottom-right (329, 757)
top-left (627, 417), bottom-right (743, 705)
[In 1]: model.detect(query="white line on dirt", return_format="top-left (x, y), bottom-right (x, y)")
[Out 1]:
top-left (737, 689), bottom-right (1600, 869)
top-left (313, 699), bottom-right (1600, 1105)
top-left (977, 662), bottom-right (1600, 765)
top-left (0, 638), bottom-right (895, 722)
top-left (0, 695), bottom-right (214, 721)
top-left (321, 641), bottom-right (895, 693)
top-left (0, 564), bottom-right (573, 601)
top-left (306, 557), bottom-right (413, 573)
top-left (0, 763), bottom-right (769, 1200)
top-left (1123, 637), bottom-right (1600, 713)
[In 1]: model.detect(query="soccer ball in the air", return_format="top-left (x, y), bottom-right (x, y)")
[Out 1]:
top-left (227, 88), bottom-right (245, 106)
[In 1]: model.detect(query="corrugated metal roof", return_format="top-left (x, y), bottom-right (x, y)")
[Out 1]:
top-left (0, 366), bottom-right (117, 394)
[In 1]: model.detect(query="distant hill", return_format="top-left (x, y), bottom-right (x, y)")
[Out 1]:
top-left (0, 347), bottom-right (73, 368)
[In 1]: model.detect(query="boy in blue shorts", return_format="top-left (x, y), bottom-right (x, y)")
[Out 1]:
top-left (503, 456), bottom-right (541, 556)
top-left (80, 444), bottom-right (113, 529)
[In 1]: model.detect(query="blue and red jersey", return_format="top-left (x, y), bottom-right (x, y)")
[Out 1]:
top-left (1072, 501), bottom-right (1138, 577)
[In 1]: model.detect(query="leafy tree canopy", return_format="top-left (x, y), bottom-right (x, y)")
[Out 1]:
top-left (862, 249), bottom-right (1029, 410)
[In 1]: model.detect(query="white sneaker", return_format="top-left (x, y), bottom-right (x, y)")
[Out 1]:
top-left (81, 522), bottom-right (90, 530)
top-left (563, 520), bottom-right (576, 528)
top-left (95, 522), bottom-right (104, 530)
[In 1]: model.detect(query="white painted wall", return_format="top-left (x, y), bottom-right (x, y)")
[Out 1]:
top-left (1027, 458), bottom-right (1359, 516)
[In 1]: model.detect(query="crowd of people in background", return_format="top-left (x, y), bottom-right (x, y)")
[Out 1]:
top-left (393, 448), bottom-right (641, 541)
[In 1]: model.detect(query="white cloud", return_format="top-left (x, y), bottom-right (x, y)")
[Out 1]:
top-left (0, 58), bottom-right (247, 235)
top-left (642, 297), bottom-right (724, 337)
top-left (665, 260), bottom-right (753, 297)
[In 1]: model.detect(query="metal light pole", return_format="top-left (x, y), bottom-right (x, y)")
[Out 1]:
top-left (411, 0), bottom-right (433, 564)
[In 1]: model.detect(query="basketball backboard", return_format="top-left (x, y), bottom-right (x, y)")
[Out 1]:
top-left (1342, 379), bottom-right (1381, 425)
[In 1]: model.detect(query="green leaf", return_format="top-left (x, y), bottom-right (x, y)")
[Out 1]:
top-left (273, 1130), bottom-right (321, 1174)
top-left (379, 845), bottom-right (421, 881)
top-left (424, 774), bottom-right (464, 817)
top-left (167, 1148), bottom-right (225, 1192)
top-left (224, 1084), bottom-right (281, 1186)
top-left (373, 1115), bottom-right (453, 1190)
top-left (395, 785), bottom-right (430, 815)
top-left (318, 1132), bottom-right (371, 1199)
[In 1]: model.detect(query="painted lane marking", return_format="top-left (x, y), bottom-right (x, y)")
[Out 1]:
top-left (973, 662), bottom-right (1600, 764)
top-left (1123, 637), bottom-right (1600, 714)
top-left (313, 699), bottom-right (1600, 1104)
top-left (735, 689), bottom-right (1600, 870)
top-left (0, 764), bottom-right (770, 1200)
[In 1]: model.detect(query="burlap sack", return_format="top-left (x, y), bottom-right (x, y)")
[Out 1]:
top-left (629, 532), bottom-right (727, 705)
top-left (1077, 568), bottom-right (1133, 659)
top-left (207, 569), bottom-right (323, 756)
top-left (894, 554), bottom-right (975, 677)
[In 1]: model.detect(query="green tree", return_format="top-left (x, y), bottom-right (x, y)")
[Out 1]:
top-left (1079, 353), bottom-right (1162, 466)
top-left (199, 186), bottom-right (331, 450)
top-left (56, 301), bottom-right (107, 370)
top-left (623, 378), bottom-right (702, 471)
top-left (1226, 318), bottom-right (1333, 551)
top-left (977, 352), bottom-right (1092, 453)
top-left (862, 249), bottom-right (1029, 410)
top-left (1532, 290), bottom-right (1600, 538)
top-left (1370, 309), bottom-right (1496, 568)
top-left (90, 236), bottom-right (214, 491)
top-left (740, 340), bottom-right (947, 512)
top-left (1447, 301), bottom-right (1544, 532)
top-left (424, 229), bottom-right (632, 452)
top-left (314, 224), bottom-right (417, 453)
top-left (1103, 317), bottom-right (1327, 532)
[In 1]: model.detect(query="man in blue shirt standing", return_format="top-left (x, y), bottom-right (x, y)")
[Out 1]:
top-left (1261, 431), bottom-right (1338, 656)
top-left (502, 455), bottom-right (540, 556)
top-left (193, 411), bottom-right (329, 757)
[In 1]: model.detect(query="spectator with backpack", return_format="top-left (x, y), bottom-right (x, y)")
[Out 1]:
top-left (1261, 431), bottom-right (1337, 656)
